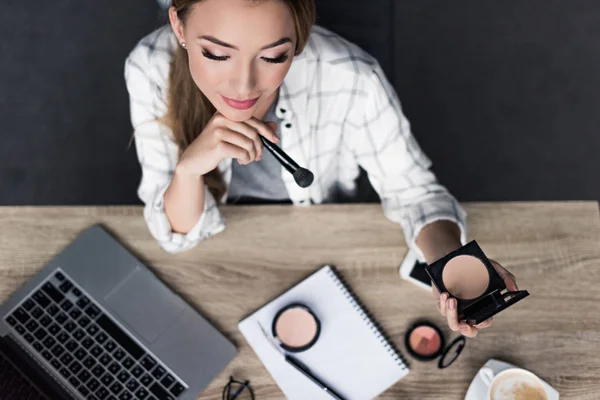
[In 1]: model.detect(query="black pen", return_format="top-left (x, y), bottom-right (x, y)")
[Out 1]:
top-left (284, 353), bottom-right (346, 400)
top-left (258, 322), bottom-right (346, 400)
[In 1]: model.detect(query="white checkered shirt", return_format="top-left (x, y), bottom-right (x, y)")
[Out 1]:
top-left (124, 25), bottom-right (467, 258)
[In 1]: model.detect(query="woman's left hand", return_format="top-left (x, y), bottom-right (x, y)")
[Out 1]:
top-left (432, 260), bottom-right (518, 337)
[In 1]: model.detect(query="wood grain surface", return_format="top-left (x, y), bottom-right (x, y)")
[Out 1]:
top-left (0, 202), bottom-right (599, 399)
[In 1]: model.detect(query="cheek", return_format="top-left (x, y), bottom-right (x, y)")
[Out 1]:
top-left (187, 54), bottom-right (225, 93)
top-left (259, 64), bottom-right (292, 90)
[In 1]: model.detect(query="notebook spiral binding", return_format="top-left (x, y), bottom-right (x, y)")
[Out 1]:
top-left (326, 266), bottom-right (410, 370)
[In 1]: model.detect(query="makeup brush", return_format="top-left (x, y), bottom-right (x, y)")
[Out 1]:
top-left (259, 136), bottom-right (314, 188)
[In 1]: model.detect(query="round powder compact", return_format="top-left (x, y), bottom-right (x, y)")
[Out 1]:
top-left (405, 321), bottom-right (466, 368)
top-left (442, 255), bottom-right (490, 300)
top-left (272, 303), bottom-right (320, 352)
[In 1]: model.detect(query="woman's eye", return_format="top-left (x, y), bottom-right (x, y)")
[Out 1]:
top-left (262, 53), bottom-right (289, 64)
top-left (202, 50), bottom-right (229, 61)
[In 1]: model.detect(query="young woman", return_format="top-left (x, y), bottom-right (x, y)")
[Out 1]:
top-left (124, 0), bottom-right (518, 337)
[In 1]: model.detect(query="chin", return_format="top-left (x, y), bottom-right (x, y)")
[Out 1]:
top-left (217, 107), bottom-right (255, 122)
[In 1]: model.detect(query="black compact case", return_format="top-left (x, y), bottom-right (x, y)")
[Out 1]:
top-left (425, 241), bottom-right (530, 324)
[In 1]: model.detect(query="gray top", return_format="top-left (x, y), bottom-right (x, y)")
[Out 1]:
top-left (227, 103), bottom-right (290, 204)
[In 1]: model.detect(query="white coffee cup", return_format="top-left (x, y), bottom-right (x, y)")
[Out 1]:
top-left (479, 367), bottom-right (548, 400)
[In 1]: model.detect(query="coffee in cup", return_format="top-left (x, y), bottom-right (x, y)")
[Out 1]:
top-left (480, 367), bottom-right (548, 400)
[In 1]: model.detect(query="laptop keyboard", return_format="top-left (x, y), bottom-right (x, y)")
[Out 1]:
top-left (0, 351), bottom-right (46, 400)
top-left (3, 271), bottom-right (187, 400)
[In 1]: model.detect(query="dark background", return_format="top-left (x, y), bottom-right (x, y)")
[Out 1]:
top-left (1, 0), bottom-right (599, 205)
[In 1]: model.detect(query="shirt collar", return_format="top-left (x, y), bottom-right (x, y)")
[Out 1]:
top-left (274, 52), bottom-right (308, 121)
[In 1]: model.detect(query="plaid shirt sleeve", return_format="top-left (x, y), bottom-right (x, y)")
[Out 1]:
top-left (124, 43), bottom-right (225, 253)
top-left (347, 61), bottom-right (467, 261)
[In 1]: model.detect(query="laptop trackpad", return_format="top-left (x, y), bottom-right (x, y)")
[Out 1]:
top-left (105, 268), bottom-right (185, 344)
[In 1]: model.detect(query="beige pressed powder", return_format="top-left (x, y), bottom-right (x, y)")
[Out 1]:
top-left (442, 255), bottom-right (489, 300)
top-left (272, 304), bottom-right (320, 352)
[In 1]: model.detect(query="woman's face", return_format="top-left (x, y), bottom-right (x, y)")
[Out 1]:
top-left (170, 0), bottom-right (297, 122)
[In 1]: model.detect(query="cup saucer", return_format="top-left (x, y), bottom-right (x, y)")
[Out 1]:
top-left (464, 358), bottom-right (559, 400)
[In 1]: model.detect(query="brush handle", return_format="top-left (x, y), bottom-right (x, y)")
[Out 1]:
top-left (259, 136), bottom-right (300, 174)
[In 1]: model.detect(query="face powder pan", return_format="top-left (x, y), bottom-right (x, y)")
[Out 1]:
top-left (404, 321), bottom-right (465, 369)
top-left (271, 303), bottom-right (320, 352)
top-left (425, 240), bottom-right (530, 325)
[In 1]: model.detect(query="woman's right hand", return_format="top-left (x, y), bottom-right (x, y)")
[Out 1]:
top-left (176, 112), bottom-right (280, 177)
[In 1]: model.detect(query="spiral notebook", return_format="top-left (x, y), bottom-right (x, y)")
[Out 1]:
top-left (238, 265), bottom-right (409, 400)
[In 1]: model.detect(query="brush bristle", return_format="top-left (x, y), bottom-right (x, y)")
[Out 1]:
top-left (293, 168), bottom-right (314, 188)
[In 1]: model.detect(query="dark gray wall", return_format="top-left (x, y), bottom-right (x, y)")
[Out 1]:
top-left (1, 1), bottom-right (599, 205)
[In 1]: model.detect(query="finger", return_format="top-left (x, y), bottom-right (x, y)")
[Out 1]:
top-left (246, 117), bottom-right (280, 143)
top-left (458, 322), bottom-right (478, 337)
top-left (474, 318), bottom-right (493, 329)
top-left (215, 141), bottom-right (252, 165)
top-left (439, 293), bottom-right (448, 317)
top-left (223, 121), bottom-right (263, 161)
top-left (446, 298), bottom-right (460, 332)
top-left (216, 128), bottom-right (257, 162)
top-left (491, 260), bottom-right (519, 291)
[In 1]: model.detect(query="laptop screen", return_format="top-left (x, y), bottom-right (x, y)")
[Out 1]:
top-left (0, 336), bottom-right (74, 400)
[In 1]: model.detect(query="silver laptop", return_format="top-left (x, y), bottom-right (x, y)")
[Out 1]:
top-left (0, 224), bottom-right (236, 400)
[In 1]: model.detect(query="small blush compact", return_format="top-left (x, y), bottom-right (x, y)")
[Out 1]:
top-left (425, 240), bottom-right (530, 325)
top-left (404, 320), bottom-right (465, 368)
top-left (271, 303), bottom-right (320, 352)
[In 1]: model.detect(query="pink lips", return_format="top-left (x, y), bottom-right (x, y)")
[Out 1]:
top-left (221, 95), bottom-right (259, 110)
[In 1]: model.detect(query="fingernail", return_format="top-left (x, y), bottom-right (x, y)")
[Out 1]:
top-left (441, 293), bottom-right (447, 303)
top-left (449, 299), bottom-right (456, 310)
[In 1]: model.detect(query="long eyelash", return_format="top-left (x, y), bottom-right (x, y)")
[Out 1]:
top-left (202, 50), bottom-right (228, 61)
top-left (262, 54), bottom-right (289, 64)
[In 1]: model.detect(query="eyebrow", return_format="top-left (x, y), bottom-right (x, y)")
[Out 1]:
top-left (198, 35), bottom-right (292, 50)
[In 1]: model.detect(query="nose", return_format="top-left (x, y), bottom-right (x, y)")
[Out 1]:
top-left (229, 59), bottom-right (257, 99)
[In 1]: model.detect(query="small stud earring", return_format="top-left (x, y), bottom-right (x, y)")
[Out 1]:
top-left (180, 41), bottom-right (187, 49)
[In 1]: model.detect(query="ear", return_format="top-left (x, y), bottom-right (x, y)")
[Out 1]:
top-left (168, 6), bottom-right (186, 44)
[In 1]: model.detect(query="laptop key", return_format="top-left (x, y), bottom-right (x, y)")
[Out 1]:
top-left (86, 304), bottom-right (101, 319)
top-left (119, 392), bottom-right (133, 400)
top-left (82, 337), bottom-right (95, 349)
top-left (72, 287), bottom-right (82, 297)
top-left (6, 315), bottom-right (17, 326)
top-left (105, 340), bottom-right (117, 352)
top-left (151, 366), bottom-right (165, 380)
top-left (135, 387), bottom-right (149, 399)
top-left (140, 374), bottom-right (153, 386)
top-left (76, 296), bottom-right (90, 309)
top-left (42, 336), bottom-right (56, 349)
top-left (13, 308), bottom-right (30, 324)
top-left (149, 383), bottom-right (174, 400)
top-left (91, 345), bottom-right (103, 357)
top-left (39, 315), bottom-right (52, 327)
top-left (97, 315), bottom-right (144, 360)
top-left (84, 356), bottom-right (96, 369)
top-left (69, 308), bottom-right (82, 320)
top-left (126, 379), bottom-right (140, 391)
top-left (75, 348), bottom-right (87, 360)
top-left (16, 324), bottom-right (26, 335)
top-left (51, 344), bottom-right (65, 357)
top-left (170, 383), bottom-right (184, 397)
top-left (42, 282), bottom-right (65, 304)
top-left (79, 316), bottom-right (91, 327)
top-left (59, 280), bottom-right (73, 293)
top-left (33, 291), bottom-right (51, 308)
top-left (23, 298), bottom-right (36, 310)
top-left (47, 304), bottom-right (60, 316)
top-left (60, 353), bottom-right (74, 366)
top-left (110, 381), bottom-right (124, 394)
top-left (55, 272), bottom-right (65, 281)
top-left (88, 324), bottom-right (100, 336)
top-left (33, 341), bottom-right (43, 352)
top-left (113, 349), bottom-right (126, 361)
top-left (31, 306), bottom-right (44, 319)
top-left (64, 321), bottom-right (77, 333)
top-left (61, 300), bottom-right (73, 312)
top-left (108, 396), bottom-right (118, 400)
top-left (160, 375), bottom-right (175, 389)
top-left (42, 350), bottom-right (52, 361)
top-left (87, 378), bottom-right (100, 392)
top-left (102, 373), bottom-right (115, 385)
top-left (123, 357), bottom-right (135, 369)
top-left (26, 320), bottom-right (39, 332)
top-left (51, 359), bottom-right (61, 370)
top-left (24, 333), bottom-right (35, 343)
top-left (92, 365), bottom-right (105, 377)
top-left (117, 370), bottom-right (131, 383)
top-left (69, 376), bottom-right (81, 388)
top-left (69, 361), bottom-right (83, 374)
top-left (97, 387), bottom-right (111, 399)
top-left (55, 313), bottom-right (68, 324)
top-left (140, 356), bottom-right (156, 371)
top-left (131, 365), bottom-right (144, 378)
top-left (60, 367), bottom-right (71, 378)
top-left (78, 386), bottom-right (91, 397)
top-left (100, 353), bottom-right (112, 366)
top-left (78, 369), bottom-right (92, 384)
top-left (57, 331), bottom-right (69, 343)
top-left (96, 332), bottom-right (108, 344)
top-left (34, 328), bottom-right (48, 340)
top-left (66, 339), bottom-right (78, 352)
top-left (73, 328), bottom-right (86, 341)
top-left (48, 323), bottom-right (61, 335)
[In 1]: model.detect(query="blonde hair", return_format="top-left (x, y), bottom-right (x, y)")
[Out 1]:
top-left (166, 0), bottom-right (316, 201)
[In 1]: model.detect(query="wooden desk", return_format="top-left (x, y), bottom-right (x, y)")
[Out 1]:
top-left (1, 202), bottom-right (599, 399)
